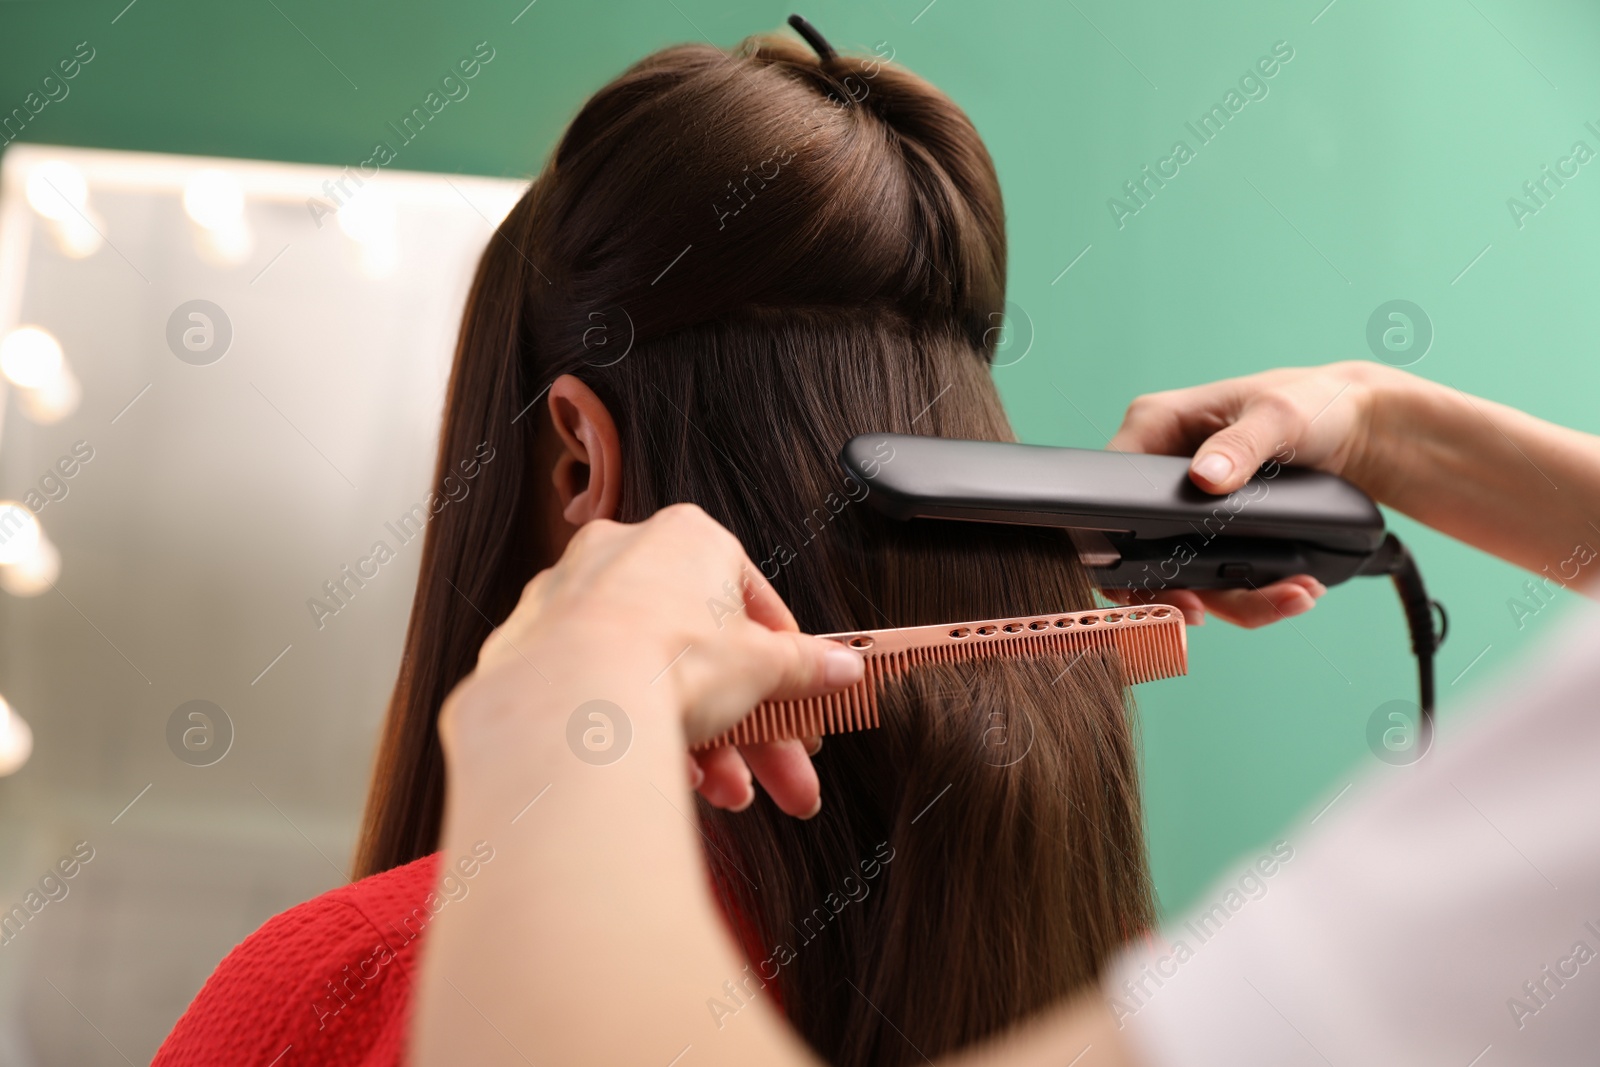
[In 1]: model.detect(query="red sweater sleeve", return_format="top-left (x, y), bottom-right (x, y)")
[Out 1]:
top-left (153, 854), bottom-right (440, 1067)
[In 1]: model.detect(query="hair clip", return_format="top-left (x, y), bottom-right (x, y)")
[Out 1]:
top-left (788, 13), bottom-right (838, 64)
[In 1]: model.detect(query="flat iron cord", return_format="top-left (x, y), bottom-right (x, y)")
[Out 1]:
top-left (1364, 533), bottom-right (1444, 745)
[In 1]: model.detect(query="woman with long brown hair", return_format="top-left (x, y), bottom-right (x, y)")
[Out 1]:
top-left (155, 22), bottom-right (1152, 1066)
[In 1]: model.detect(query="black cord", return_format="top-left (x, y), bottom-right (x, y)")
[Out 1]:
top-left (1380, 533), bottom-right (1442, 748)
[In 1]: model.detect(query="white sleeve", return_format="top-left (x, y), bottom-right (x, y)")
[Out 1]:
top-left (1109, 601), bottom-right (1600, 1067)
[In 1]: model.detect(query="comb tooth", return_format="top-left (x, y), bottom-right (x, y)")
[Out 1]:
top-left (844, 668), bottom-right (858, 733)
top-left (865, 661), bottom-right (878, 728)
top-left (871, 656), bottom-right (884, 729)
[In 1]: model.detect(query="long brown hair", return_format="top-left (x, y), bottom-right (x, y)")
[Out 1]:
top-left (356, 31), bottom-right (1152, 1065)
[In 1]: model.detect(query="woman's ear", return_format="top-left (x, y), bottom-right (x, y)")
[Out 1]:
top-left (546, 374), bottom-right (622, 526)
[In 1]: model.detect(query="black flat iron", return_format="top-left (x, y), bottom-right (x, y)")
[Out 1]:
top-left (841, 433), bottom-right (1446, 732)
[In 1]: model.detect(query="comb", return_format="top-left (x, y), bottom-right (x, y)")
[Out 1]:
top-left (696, 603), bottom-right (1188, 750)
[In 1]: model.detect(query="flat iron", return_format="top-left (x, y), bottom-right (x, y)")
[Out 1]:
top-left (839, 433), bottom-right (1446, 733)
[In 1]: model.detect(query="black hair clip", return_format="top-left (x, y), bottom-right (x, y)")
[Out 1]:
top-left (788, 13), bottom-right (838, 63)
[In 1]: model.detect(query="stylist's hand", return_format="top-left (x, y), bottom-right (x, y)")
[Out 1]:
top-left (451, 503), bottom-right (863, 817)
top-left (1108, 361), bottom-right (1385, 628)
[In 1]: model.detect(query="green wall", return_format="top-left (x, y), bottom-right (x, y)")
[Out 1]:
top-left (4, 0), bottom-right (1597, 918)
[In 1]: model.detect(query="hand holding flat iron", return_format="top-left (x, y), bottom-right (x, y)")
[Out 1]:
top-left (1109, 360), bottom-right (1600, 625)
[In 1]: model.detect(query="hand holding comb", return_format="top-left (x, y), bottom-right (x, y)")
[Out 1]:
top-left (697, 604), bottom-right (1188, 750)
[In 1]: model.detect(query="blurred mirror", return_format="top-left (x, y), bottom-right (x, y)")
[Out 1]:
top-left (0, 143), bottom-right (523, 1064)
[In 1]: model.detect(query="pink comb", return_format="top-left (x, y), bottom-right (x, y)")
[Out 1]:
top-left (696, 604), bottom-right (1188, 750)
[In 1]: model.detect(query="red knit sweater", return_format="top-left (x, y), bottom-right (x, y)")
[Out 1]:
top-left (153, 853), bottom-right (442, 1066)
top-left (154, 850), bottom-right (762, 1064)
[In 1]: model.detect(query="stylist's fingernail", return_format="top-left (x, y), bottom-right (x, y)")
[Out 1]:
top-left (1192, 453), bottom-right (1233, 486)
top-left (800, 796), bottom-right (822, 820)
top-left (1278, 590), bottom-right (1316, 618)
top-left (1182, 607), bottom-right (1205, 627)
top-left (823, 647), bottom-right (865, 687)
top-left (804, 735), bottom-right (823, 756)
top-left (688, 761), bottom-right (705, 790)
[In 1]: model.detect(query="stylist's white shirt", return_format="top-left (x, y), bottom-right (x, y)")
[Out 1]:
top-left (1111, 601), bottom-right (1600, 1066)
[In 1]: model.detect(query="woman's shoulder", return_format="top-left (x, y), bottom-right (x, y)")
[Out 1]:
top-left (153, 852), bottom-right (442, 1067)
